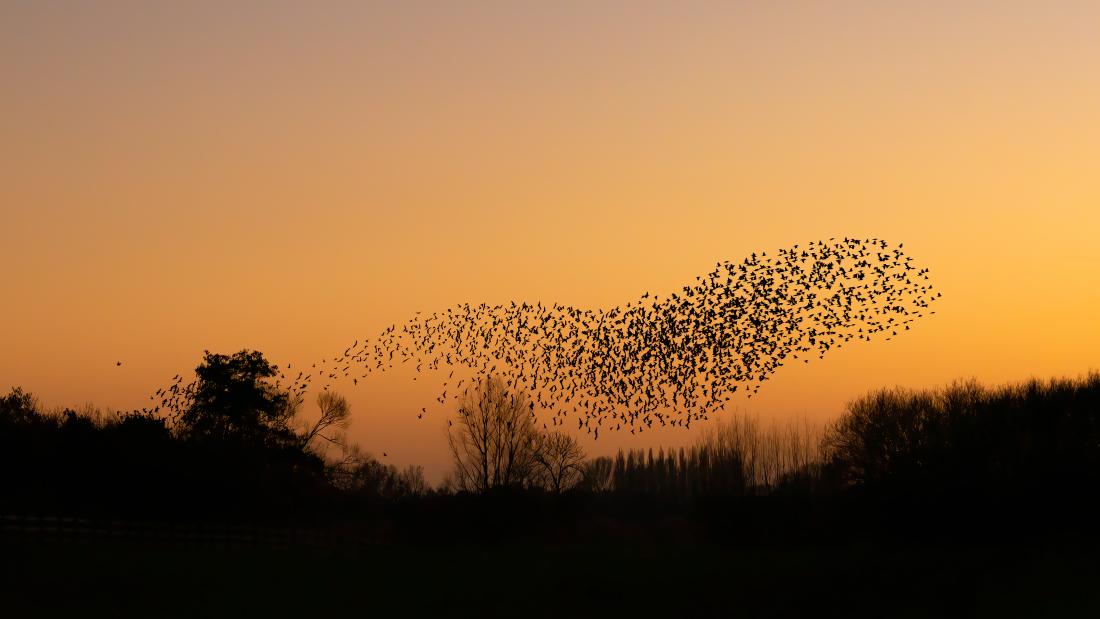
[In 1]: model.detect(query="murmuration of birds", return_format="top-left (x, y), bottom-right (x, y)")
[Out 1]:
top-left (147, 238), bottom-right (939, 437)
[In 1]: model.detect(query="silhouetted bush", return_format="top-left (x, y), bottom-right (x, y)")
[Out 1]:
top-left (0, 387), bottom-right (39, 427)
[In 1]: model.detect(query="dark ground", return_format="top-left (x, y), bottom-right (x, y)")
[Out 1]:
top-left (3, 531), bottom-right (1098, 618)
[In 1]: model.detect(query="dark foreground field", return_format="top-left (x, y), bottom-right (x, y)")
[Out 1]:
top-left (4, 374), bottom-right (1099, 617)
top-left (3, 529), bottom-right (1098, 618)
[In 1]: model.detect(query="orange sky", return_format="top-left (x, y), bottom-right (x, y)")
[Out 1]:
top-left (2, 2), bottom-right (1099, 480)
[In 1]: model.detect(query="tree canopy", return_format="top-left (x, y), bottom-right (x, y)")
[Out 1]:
top-left (179, 349), bottom-right (295, 448)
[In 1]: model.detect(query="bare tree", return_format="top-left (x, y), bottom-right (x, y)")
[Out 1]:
top-left (698, 414), bottom-right (824, 493)
top-left (399, 465), bottom-right (428, 496)
top-left (299, 391), bottom-right (351, 455)
top-left (531, 431), bottom-right (586, 493)
top-left (447, 375), bottom-right (540, 493)
top-left (329, 444), bottom-right (428, 499)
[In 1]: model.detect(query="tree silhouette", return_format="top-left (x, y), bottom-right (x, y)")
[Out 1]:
top-left (531, 431), bottom-right (586, 493)
top-left (823, 373), bottom-right (1100, 494)
top-left (331, 444), bottom-right (428, 500)
top-left (299, 391), bottom-right (351, 455)
top-left (179, 350), bottom-right (295, 447)
top-left (0, 387), bottom-right (39, 427)
top-left (447, 375), bottom-right (540, 492)
top-left (581, 456), bottom-right (614, 493)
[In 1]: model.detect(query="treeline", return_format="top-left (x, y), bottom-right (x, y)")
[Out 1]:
top-left (589, 373), bottom-right (1100, 502)
top-left (826, 373), bottom-right (1100, 496)
top-left (585, 416), bottom-right (826, 499)
top-left (443, 370), bottom-right (1100, 504)
top-left (2, 348), bottom-right (1098, 521)
top-left (0, 351), bottom-right (427, 520)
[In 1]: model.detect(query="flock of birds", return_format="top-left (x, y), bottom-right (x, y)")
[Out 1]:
top-left (146, 238), bottom-right (938, 437)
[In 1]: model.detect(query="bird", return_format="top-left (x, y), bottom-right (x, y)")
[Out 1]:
top-left (143, 238), bottom-right (938, 438)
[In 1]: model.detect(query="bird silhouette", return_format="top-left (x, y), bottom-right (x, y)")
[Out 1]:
top-left (145, 239), bottom-right (938, 439)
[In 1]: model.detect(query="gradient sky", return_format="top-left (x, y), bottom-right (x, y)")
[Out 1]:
top-left (3, 2), bottom-right (1099, 480)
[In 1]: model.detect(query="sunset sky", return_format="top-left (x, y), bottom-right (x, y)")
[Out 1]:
top-left (3, 2), bottom-right (1098, 480)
